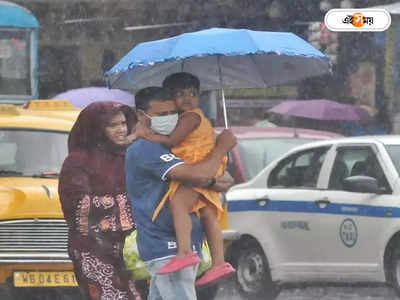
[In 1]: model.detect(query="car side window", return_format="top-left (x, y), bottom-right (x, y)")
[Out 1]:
top-left (328, 147), bottom-right (391, 192)
top-left (269, 147), bottom-right (329, 188)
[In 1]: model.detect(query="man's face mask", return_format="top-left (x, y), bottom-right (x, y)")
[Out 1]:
top-left (141, 111), bottom-right (179, 135)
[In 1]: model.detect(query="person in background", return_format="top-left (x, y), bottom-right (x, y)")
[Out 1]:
top-left (59, 101), bottom-right (142, 300)
top-left (125, 86), bottom-right (236, 299)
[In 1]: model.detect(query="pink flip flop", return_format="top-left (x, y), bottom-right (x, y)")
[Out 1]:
top-left (157, 251), bottom-right (201, 274)
top-left (195, 262), bottom-right (236, 287)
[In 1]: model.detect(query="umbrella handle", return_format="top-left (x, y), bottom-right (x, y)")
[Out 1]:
top-left (221, 89), bottom-right (229, 129)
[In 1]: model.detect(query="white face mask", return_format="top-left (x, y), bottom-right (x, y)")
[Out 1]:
top-left (150, 114), bottom-right (179, 135)
top-left (141, 111), bottom-right (179, 135)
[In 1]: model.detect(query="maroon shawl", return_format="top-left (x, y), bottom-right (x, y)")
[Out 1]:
top-left (59, 101), bottom-right (136, 250)
top-left (59, 102), bottom-right (142, 299)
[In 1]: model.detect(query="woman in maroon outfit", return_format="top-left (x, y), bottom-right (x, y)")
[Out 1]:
top-left (58, 101), bottom-right (142, 300)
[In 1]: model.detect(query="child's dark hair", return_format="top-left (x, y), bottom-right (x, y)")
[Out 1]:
top-left (162, 72), bottom-right (200, 94)
top-left (135, 87), bottom-right (171, 112)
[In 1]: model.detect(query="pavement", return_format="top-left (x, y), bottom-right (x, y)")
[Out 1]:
top-left (215, 278), bottom-right (399, 300)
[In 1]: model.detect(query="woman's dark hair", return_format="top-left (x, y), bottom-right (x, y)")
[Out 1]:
top-left (135, 86), bottom-right (171, 112)
top-left (162, 72), bottom-right (200, 93)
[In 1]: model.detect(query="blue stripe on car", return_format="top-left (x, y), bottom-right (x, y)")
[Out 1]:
top-left (228, 200), bottom-right (400, 218)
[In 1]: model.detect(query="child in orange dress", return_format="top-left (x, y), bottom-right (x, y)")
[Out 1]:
top-left (136, 73), bottom-right (235, 287)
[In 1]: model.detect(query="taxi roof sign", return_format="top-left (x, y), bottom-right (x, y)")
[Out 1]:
top-left (24, 99), bottom-right (79, 111)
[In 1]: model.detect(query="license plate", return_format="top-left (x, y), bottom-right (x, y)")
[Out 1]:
top-left (14, 271), bottom-right (78, 287)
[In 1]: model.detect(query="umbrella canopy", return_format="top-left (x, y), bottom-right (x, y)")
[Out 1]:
top-left (268, 99), bottom-right (371, 121)
top-left (104, 27), bottom-right (331, 91)
top-left (52, 87), bottom-right (135, 108)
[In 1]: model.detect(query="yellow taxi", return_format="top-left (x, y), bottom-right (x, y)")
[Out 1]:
top-left (0, 103), bottom-right (79, 293)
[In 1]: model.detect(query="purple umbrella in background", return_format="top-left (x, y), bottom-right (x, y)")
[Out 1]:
top-left (52, 87), bottom-right (135, 108)
top-left (268, 99), bottom-right (370, 121)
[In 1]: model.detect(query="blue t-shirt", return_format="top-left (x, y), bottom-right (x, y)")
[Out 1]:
top-left (125, 138), bottom-right (204, 262)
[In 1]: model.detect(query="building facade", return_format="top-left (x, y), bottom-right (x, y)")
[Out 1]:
top-left (11, 0), bottom-right (398, 130)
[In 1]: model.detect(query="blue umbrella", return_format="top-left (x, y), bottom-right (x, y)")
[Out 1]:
top-left (105, 27), bottom-right (331, 127)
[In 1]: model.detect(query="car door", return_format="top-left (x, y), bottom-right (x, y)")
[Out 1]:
top-left (316, 143), bottom-right (395, 282)
top-left (254, 145), bottom-right (332, 281)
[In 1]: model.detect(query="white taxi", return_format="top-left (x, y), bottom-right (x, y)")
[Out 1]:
top-left (225, 135), bottom-right (400, 300)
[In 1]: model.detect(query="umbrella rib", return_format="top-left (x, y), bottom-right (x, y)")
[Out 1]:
top-left (249, 54), bottom-right (268, 88)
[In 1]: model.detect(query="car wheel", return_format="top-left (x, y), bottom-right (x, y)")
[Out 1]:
top-left (230, 241), bottom-right (279, 300)
top-left (391, 246), bottom-right (400, 297)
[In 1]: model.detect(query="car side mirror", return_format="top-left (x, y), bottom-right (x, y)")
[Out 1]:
top-left (343, 175), bottom-right (380, 194)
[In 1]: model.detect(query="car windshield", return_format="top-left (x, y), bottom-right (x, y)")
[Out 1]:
top-left (237, 137), bottom-right (317, 180)
top-left (0, 129), bottom-right (68, 176)
top-left (385, 145), bottom-right (400, 176)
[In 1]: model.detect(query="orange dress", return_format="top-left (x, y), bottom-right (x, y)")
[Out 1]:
top-left (152, 108), bottom-right (227, 221)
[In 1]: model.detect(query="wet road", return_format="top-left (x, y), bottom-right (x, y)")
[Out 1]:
top-left (215, 279), bottom-right (399, 300)
top-left (5, 280), bottom-right (399, 299)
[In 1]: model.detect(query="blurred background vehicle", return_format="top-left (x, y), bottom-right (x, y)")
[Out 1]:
top-left (0, 1), bottom-right (39, 104)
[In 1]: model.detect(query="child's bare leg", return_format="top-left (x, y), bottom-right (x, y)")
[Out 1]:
top-left (169, 185), bottom-right (199, 257)
top-left (199, 202), bottom-right (224, 267)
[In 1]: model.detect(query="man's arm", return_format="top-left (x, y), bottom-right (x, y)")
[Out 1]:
top-left (166, 129), bottom-right (236, 187)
